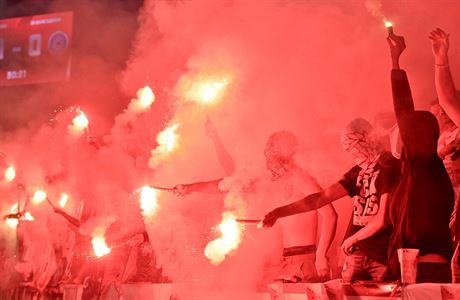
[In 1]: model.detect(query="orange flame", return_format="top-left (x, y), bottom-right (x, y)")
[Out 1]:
top-left (384, 21), bottom-right (393, 28)
top-left (157, 123), bottom-right (179, 153)
top-left (68, 110), bottom-right (89, 136)
top-left (59, 193), bottom-right (69, 208)
top-left (4, 166), bottom-right (15, 182)
top-left (138, 86), bottom-right (155, 109)
top-left (149, 123), bottom-right (180, 167)
top-left (5, 204), bottom-right (34, 228)
top-left (24, 212), bottom-right (34, 221)
top-left (186, 77), bottom-right (229, 104)
top-left (5, 203), bottom-right (19, 228)
top-left (204, 212), bottom-right (243, 265)
top-left (91, 235), bottom-right (111, 257)
top-left (32, 190), bottom-right (47, 204)
top-left (139, 186), bottom-right (159, 218)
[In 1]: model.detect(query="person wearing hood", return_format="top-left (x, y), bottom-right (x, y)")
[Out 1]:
top-left (387, 31), bottom-right (454, 283)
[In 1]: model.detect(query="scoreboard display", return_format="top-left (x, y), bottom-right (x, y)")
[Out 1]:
top-left (0, 11), bottom-right (73, 86)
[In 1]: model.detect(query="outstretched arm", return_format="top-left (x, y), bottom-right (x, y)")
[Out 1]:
top-left (430, 28), bottom-right (460, 127)
top-left (172, 179), bottom-right (224, 196)
top-left (262, 182), bottom-right (348, 227)
top-left (205, 117), bottom-right (236, 176)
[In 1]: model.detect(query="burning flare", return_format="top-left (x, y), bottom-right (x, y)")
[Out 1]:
top-left (91, 234), bottom-right (111, 257)
top-left (5, 204), bottom-right (34, 228)
top-left (204, 212), bottom-right (243, 265)
top-left (4, 166), bottom-right (15, 182)
top-left (128, 86), bottom-right (156, 112)
top-left (149, 123), bottom-right (180, 167)
top-left (32, 190), bottom-right (47, 204)
top-left (139, 186), bottom-right (159, 218)
top-left (5, 203), bottom-right (19, 228)
top-left (178, 73), bottom-right (230, 105)
top-left (59, 193), bottom-right (69, 208)
top-left (68, 110), bottom-right (89, 136)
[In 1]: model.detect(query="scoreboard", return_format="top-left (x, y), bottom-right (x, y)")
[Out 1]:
top-left (0, 11), bottom-right (73, 86)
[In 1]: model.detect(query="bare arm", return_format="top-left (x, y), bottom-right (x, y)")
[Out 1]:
top-left (430, 29), bottom-right (460, 127)
top-left (173, 179), bottom-right (224, 196)
top-left (262, 182), bottom-right (348, 227)
top-left (341, 193), bottom-right (389, 254)
top-left (316, 203), bottom-right (337, 277)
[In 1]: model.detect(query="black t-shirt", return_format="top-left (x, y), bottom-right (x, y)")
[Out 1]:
top-left (339, 151), bottom-right (401, 264)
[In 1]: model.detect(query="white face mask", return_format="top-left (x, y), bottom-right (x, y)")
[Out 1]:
top-left (389, 124), bottom-right (402, 159)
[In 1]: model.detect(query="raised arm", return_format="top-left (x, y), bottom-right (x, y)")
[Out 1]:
top-left (262, 182), bottom-right (348, 227)
top-left (429, 28), bottom-right (460, 127)
top-left (205, 117), bottom-right (236, 176)
top-left (387, 33), bottom-right (414, 116)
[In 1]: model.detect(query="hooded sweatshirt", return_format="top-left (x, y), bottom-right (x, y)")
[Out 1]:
top-left (387, 69), bottom-right (454, 277)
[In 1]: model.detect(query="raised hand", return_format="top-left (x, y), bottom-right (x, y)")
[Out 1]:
top-left (429, 28), bottom-right (450, 65)
top-left (387, 33), bottom-right (406, 69)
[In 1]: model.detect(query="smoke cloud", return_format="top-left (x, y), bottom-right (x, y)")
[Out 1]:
top-left (0, 0), bottom-right (460, 298)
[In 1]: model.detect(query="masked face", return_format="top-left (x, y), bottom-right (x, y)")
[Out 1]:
top-left (265, 155), bottom-right (288, 181)
top-left (341, 131), bottom-right (374, 167)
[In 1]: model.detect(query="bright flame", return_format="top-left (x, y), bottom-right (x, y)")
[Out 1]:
top-left (4, 166), bottom-right (16, 182)
top-left (6, 203), bottom-right (19, 228)
top-left (149, 123), bottom-right (180, 168)
top-left (24, 212), bottom-right (34, 221)
top-left (139, 186), bottom-right (159, 218)
top-left (32, 190), bottom-right (47, 204)
top-left (138, 86), bottom-right (155, 109)
top-left (384, 21), bottom-right (393, 28)
top-left (68, 110), bottom-right (89, 136)
top-left (127, 86), bottom-right (156, 113)
top-left (204, 212), bottom-right (243, 265)
top-left (156, 123), bottom-right (179, 153)
top-left (187, 77), bottom-right (229, 104)
top-left (59, 193), bottom-right (69, 208)
top-left (73, 113), bottom-right (89, 129)
top-left (91, 235), bottom-right (111, 257)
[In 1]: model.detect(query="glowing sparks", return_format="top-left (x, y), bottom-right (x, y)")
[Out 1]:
top-left (204, 212), bottom-right (243, 265)
top-left (32, 190), bottom-right (47, 204)
top-left (59, 193), bottom-right (69, 208)
top-left (4, 166), bottom-right (16, 182)
top-left (384, 21), bottom-right (393, 28)
top-left (139, 186), bottom-right (159, 218)
top-left (91, 235), bottom-right (111, 257)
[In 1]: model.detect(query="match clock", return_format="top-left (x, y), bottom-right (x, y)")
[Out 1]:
top-left (0, 11), bottom-right (73, 86)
